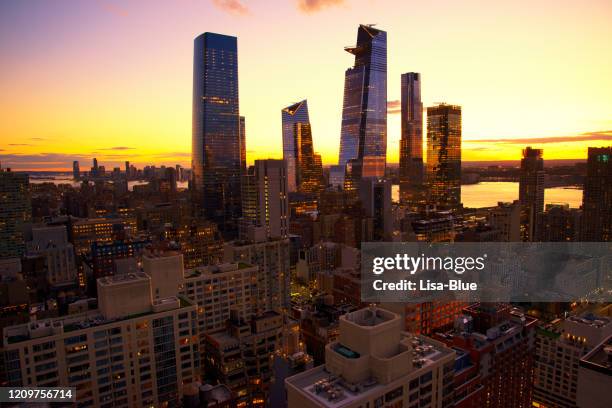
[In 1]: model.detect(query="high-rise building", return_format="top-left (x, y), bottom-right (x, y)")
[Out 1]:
top-left (533, 315), bottom-right (612, 408)
top-left (538, 203), bottom-right (581, 242)
top-left (434, 304), bottom-right (537, 408)
top-left (203, 311), bottom-right (284, 406)
top-left (487, 200), bottom-right (521, 242)
top-left (399, 72), bottom-right (424, 203)
top-left (577, 334), bottom-right (612, 408)
top-left (519, 147), bottom-right (544, 241)
top-left (338, 25), bottom-right (387, 185)
top-left (286, 307), bottom-right (456, 408)
top-left (72, 161), bottom-right (80, 181)
top-left (282, 100), bottom-right (322, 194)
top-left (359, 177), bottom-right (391, 240)
top-left (28, 225), bottom-right (77, 287)
top-left (426, 103), bottom-right (462, 208)
top-left (224, 238), bottom-right (291, 313)
top-left (91, 157), bottom-right (98, 177)
top-left (0, 169), bottom-right (31, 259)
top-left (124, 160), bottom-right (129, 178)
top-left (2, 273), bottom-right (199, 407)
top-left (192, 32), bottom-right (242, 234)
top-left (240, 159), bottom-right (289, 239)
top-left (580, 146), bottom-right (611, 241)
top-left (239, 115), bottom-right (247, 174)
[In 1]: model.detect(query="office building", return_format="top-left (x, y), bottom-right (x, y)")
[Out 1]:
top-left (399, 72), bottom-right (424, 203)
top-left (0, 169), bottom-right (31, 259)
top-left (282, 100), bottom-right (323, 193)
top-left (239, 116), bottom-right (247, 174)
top-left (580, 146), bottom-right (611, 241)
top-left (426, 103), bottom-right (462, 208)
top-left (338, 25), bottom-right (387, 184)
top-left (359, 177), bottom-right (391, 240)
top-left (240, 159), bottom-right (289, 239)
top-left (73, 161), bottom-right (80, 181)
top-left (90, 238), bottom-right (150, 279)
top-left (534, 315), bottom-right (612, 408)
top-left (192, 32), bottom-right (242, 233)
top-left (2, 273), bottom-right (199, 407)
top-left (70, 217), bottom-right (137, 255)
top-left (286, 307), bottom-right (455, 407)
top-left (519, 147), bottom-right (544, 241)
top-left (224, 238), bottom-right (291, 313)
top-left (576, 335), bottom-right (612, 408)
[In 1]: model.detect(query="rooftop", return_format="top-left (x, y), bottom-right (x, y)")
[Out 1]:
top-left (579, 335), bottom-right (612, 375)
top-left (286, 334), bottom-right (452, 408)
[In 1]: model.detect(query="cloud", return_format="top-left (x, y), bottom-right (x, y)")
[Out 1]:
top-left (468, 130), bottom-right (612, 145)
top-left (100, 146), bottom-right (135, 151)
top-left (297, 0), bottom-right (344, 13)
top-left (8, 143), bottom-right (32, 146)
top-left (212, 0), bottom-right (250, 16)
top-left (387, 100), bottom-right (401, 115)
top-left (30, 137), bottom-right (47, 141)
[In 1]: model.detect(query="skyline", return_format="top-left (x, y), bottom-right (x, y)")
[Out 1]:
top-left (1, 0), bottom-right (612, 170)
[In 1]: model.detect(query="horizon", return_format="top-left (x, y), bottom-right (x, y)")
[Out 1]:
top-left (1, 0), bottom-right (611, 171)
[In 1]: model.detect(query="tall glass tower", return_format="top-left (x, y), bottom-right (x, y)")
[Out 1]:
top-left (282, 100), bottom-right (321, 193)
top-left (426, 103), bottom-right (462, 208)
top-left (338, 24), bottom-right (387, 185)
top-left (399, 72), bottom-right (424, 203)
top-left (192, 32), bottom-right (242, 234)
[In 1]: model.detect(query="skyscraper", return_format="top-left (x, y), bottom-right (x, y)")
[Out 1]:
top-left (0, 168), bottom-right (31, 258)
top-left (338, 24), bottom-right (387, 186)
top-left (580, 146), bottom-right (611, 241)
top-left (192, 32), bottom-right (242, 234)
top-left (240, 159), bottom-right (289, 239)
top-left (426, 103), bottom-right (462, 208)
top-left (519, 146), bottom-right (544, 241)
top-left (239, 115), bottom-right (247, 174)
top-left (399, 72), bottom-right (424, 204)
top-left (72, 160), bottom-right (80, 181)
top-left (282, 100), bottom-right (322, 193)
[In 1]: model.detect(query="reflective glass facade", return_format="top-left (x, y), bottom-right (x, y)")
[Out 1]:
top-left (399, 72), bottom-right (424, 203)
top-left (282, 100), bottom-right (322, 193)
top-left (192, 32), bottom-right (242, 232)
top-left (426, 104), bottom-right (462, 208)
top-left (338, 25), bottom-right (387, 181)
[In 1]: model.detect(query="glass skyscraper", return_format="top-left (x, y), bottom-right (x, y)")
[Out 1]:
top-left (519, 147), bottom-right (544, 241)
top-left (282, 100), bottom-right (322, 193)
top-left (338, 24), bottom-right (387, 185)
top-left (192, 32), bottom-right (242, 234)
top-left (399, 72), bottom-right (424, 203)
top-left (426, 103), bottom-right (462, 208)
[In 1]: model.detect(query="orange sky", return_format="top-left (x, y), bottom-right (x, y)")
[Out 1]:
top-left (0, 0), bottom-right (611, 170)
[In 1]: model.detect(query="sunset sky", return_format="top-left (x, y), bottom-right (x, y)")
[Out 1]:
top-left (1, 0), bottom-right (611, 170)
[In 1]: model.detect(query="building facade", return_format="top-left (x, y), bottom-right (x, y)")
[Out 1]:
top-left (426, 104), bottom-right (462, 208)
top-left (399, 72), bottom-right (424, 204)
top-left (338, 25), bottom-right (387, 184)
top-left (192, 32), bottom-right (242, 234)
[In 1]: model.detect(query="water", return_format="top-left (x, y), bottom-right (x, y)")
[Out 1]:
top-left (30, 175), bottom-right (583, 209)
top-left (28, 175), bottom-right (188, 191)
top-left (391, 182), bottom-right (583, 208)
